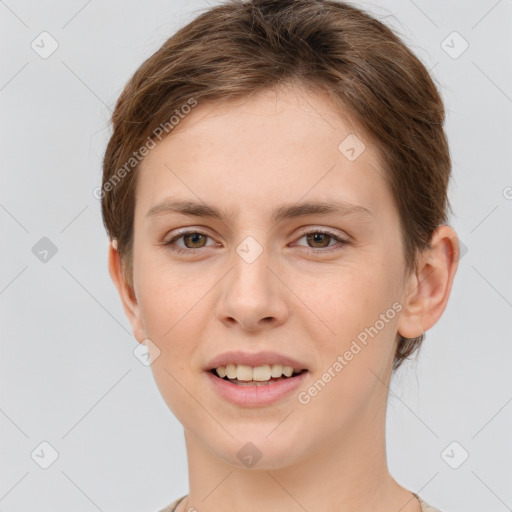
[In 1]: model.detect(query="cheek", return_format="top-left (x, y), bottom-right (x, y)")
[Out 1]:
top-left (298, 284), bottom-right (399, 434)
top-left (134, 250), bottom-right (201, 336)
top-left (301, 259), bottom-right (401, 381)
top-left (136, 264), bottom-right (206, 420)
top-left (295, 263), bottom-right (388, 338)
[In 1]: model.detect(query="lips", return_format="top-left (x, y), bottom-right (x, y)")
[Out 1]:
top-left (205, 367), bottom-right (308, 406)
top-left (204, 350), bottom-right (309, 406)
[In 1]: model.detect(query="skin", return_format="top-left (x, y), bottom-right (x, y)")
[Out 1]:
top-left (109, 84), bottom-right (459, 512)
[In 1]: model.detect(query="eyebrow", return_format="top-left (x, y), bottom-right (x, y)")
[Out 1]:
top-left (146, 198), bottom-right (373, 224)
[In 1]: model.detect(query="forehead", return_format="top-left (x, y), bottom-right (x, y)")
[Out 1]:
top-left (136, 85), bottom-right (390, 222)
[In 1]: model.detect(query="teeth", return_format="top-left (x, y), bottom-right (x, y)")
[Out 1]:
top-left (236, 364), bottom-right (253, 381)
top-left (214, 363), bottom-right (302, 381)
top-left (225, 364), bottom-right (237, 379)
top-left (271, 364), bottom-right (283, 378)
top-left (253, 365), bottom-right (271, 381)
top-left (282, 366), bottom-right (293, 377)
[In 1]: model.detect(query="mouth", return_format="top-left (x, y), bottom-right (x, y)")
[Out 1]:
top-left (209, 363), bottom-right (308, 386)
top-left (204, 351), bottom-right (310, 405)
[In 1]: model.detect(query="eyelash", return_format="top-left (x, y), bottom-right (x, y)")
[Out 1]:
top-left (164, 228), bottom-right (350, 255)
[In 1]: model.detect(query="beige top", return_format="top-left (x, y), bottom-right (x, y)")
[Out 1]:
top-left (158, 492), bottom-right (442, 511)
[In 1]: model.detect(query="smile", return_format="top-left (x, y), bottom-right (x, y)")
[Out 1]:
top-left (213, 363), bottom-right (304, 383)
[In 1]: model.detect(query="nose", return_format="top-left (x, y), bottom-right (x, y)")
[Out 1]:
top-left (215, 240), bottom-right (290, 332)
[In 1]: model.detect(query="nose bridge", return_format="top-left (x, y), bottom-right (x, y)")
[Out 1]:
top-left (231, 233), bottom-right (273, 302)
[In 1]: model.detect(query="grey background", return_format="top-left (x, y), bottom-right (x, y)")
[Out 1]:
top-left (1, 0), bottom-right (511, 511)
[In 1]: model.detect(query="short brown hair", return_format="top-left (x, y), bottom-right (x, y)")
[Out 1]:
top-left (101, 0), bottom-right (452, 371)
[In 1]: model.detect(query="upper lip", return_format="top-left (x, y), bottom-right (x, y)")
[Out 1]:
top-left (205, 350), bottom-right (308, 371)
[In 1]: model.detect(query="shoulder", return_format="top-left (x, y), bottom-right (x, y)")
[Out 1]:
top-left (414, 492), bottom-right (444, 512)
top-left (157, 495), bottom-right (187, 512)
top-left (159, 494), bottom-right (443, 512)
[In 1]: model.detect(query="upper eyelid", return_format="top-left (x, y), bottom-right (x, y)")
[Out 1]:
top-left (165, 227), bottom-right (214, 243)
top-left (165, 225), bottom-right (348, 238)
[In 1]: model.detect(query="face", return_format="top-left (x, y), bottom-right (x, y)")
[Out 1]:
top-left (118, 85), bottom-right (416, 469)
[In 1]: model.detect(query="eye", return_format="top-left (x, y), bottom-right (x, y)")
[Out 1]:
top-left (164, 230), bottom-right (216, 254)
top-left (163, 228), bottom-right (350, 255)
top-left (294, 228), bottom-right (350, 252)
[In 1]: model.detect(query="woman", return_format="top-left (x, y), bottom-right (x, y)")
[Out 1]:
top-left (100, 1), bottom-right (459, 510)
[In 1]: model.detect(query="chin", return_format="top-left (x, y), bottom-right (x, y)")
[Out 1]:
top-left (203, 426), bottom-right (312, 471)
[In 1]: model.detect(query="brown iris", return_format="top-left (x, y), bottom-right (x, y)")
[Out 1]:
top-left (306, 232), bottom-right (332, 249)
top-left (182, 233), bottom-right (207, 249)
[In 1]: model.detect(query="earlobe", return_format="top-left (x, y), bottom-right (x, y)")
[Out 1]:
top-left (107, 240), bottom-right (145, 343)
top-left (397, 225), bottom-right (460, 339)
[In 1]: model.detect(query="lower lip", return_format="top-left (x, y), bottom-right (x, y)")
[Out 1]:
top-left (206, 370), bottom-right (308, 406)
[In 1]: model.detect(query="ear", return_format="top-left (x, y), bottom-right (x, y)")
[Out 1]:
top-left (108, 239), bottom-right (145, 343)
top-left (397, 225), bottom-right (460, 339)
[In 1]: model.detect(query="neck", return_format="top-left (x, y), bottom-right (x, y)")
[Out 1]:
top-left (180, 389), bottom-right (420, 512)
